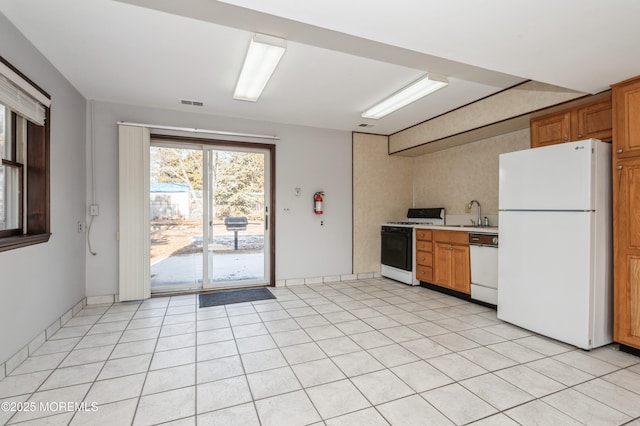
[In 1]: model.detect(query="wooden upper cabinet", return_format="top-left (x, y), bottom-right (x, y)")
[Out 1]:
top-left (572, 100), bottom-right (613, 141)
top-left (531, 111), bottom-right (571, 148)
top-left (612, 77), bottom-right (640, 159)
top-left (530, 96), bottom-right (612, 148)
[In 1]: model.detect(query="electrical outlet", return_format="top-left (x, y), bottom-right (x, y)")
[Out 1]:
top-left (77, 221), bottom-right (84, 233)
top-left (295, 188), bottom-right (301, 196)
top-left (283, 207), bottom-right (291, 214)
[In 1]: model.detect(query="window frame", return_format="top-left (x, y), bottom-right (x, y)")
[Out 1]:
top-left (0, 159), bottom-right (24, 238)
top-left (0, 56), bottom-right (51, 252)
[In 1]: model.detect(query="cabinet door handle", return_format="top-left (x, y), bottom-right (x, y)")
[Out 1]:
top-left (617, 148), bottom-right (623, 154)
top-left (577, 133), bottom-right (583, 138)
top-left (563, 136), bottom-right (568, 141)
top-left (617, 165), bottom-right (623, 170)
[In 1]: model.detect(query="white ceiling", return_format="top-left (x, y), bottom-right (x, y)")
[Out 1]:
top-left (1, 0), bottom-right (638, 135)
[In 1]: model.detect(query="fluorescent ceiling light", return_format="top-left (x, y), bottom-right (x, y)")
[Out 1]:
top-left (234, 33), bottom-right (286, 102)
top-left (362, 73), bottom-right (449, 119)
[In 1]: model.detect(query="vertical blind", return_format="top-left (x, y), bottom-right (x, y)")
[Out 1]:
top-left (118, 124), bottom-right (151, 301)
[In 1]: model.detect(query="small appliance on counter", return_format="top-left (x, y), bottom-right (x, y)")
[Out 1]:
top-left (498, 139), bottom-right (612, 349)
top-left (381, 208), bottom-right (445, 285)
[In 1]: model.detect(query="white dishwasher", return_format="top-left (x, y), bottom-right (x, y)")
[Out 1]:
top-left (469, 232), bottom-right (499, 305)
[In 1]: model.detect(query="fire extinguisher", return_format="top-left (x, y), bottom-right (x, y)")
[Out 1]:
top-left (314, 191), bottom-right (324, 215)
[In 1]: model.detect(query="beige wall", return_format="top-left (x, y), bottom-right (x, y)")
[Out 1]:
top-left (413, 128), bottom-right (530, 217)
top-left (353, 129), bottom-right (529, 274)
top-left (353, 133), bottom-right (413, 273)
top-left (389, 81), bottom-right (584, 154)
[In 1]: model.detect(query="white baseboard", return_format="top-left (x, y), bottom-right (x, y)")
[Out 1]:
top-left (0, 270), bottom-right (386, 377)
top-left (281, 272), bottom-right (381, 287)
top-left (2, 297), bottom-right (86, 376)
top-left (86, 294), bottom-right (116, 305)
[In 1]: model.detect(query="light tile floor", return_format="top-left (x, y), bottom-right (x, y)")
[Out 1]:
top-left (1, 278), bottom-right (640, 425)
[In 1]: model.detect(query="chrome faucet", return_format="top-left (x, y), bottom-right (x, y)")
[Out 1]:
top-left (468, 200), bottom-right (481, 227)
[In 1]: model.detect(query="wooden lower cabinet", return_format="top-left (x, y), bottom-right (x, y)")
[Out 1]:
top-left (432, 230), bottom-right (471, 294)
top-left (613, 157), bottom-right (640, 349)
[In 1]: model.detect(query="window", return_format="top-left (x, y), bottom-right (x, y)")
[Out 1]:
top-left (0, 56), bottom-right (51, 252)
top-left (1, 105), bottom-right (23, 236)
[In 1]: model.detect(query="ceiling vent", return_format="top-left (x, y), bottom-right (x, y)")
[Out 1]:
top-left (358, 123), bottom-right (375, 128)
top-left (180, 99), bottom-right (204, 107)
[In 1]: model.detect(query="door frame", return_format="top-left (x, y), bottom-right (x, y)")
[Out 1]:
top-left (150, 134), bottom-right (276, 287)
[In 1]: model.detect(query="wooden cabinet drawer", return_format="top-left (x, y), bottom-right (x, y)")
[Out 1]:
top-left (416, 240), bottom-right (432, 252)
top-left (416, 229), bottom-right (432, 241)
top-left (433, 230), bottom-right (469, 245)
top-left (416, 265), bottom-right (432, 282)
top-left (416, 250), bottom-right (432, 267)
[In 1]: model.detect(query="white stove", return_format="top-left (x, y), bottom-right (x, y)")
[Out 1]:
top-left (381, 208), bottom-right (445, 285)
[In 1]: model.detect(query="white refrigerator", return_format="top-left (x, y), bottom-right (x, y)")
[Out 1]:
top-left (497, 139), bottom-right (612, 350)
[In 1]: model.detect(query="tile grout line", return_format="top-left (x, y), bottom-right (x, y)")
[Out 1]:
top-left (3, 279), bottom-right (640, 425)
top-left (5, 301), bottom-right (115, 425)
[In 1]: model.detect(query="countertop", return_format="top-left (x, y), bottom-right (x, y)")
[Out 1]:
top-left (414, 225), bottom-right (499, 234)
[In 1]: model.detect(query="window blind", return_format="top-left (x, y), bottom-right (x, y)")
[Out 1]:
top-left (0, 62), bottom-right (50, 125)
top-left (118, 124), bottom-right (151, 301)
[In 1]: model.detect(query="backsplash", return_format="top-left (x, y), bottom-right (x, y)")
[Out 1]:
top-left (413, 128), bottom-right (530, 216)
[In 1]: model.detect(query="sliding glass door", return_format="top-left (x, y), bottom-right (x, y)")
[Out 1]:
top-left (204, 147), bottom-right (270, 288)
top-left (150, 141), bottom-right (271, 292)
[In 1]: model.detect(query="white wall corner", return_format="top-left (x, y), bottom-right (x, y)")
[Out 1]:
top-left (28, 331), bottom-right (46, 356)
top-left (5, 345), bottom-right (29, 374)
top-left (275, 280), bottom-right (286, 287)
